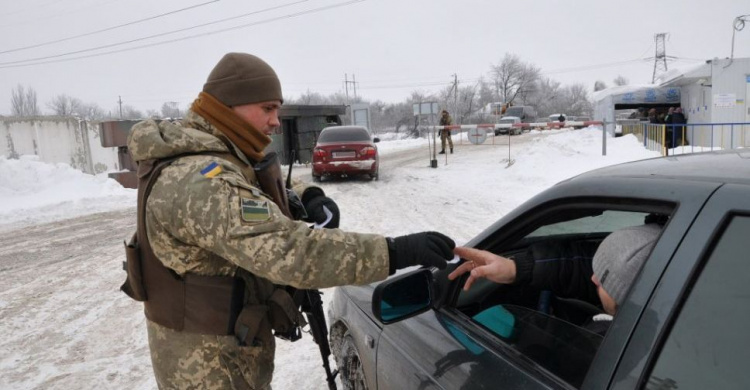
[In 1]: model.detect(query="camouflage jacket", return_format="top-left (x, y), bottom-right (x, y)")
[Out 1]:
top-left (439, 114), bottom-right (452, 127)
top-left (127, 110), bottom-right (389, 389)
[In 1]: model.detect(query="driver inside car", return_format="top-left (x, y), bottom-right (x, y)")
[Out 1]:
top-left (448, 224), bottom-right (661, 335)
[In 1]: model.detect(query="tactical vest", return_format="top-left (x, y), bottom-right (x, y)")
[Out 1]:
top-left (121, 152), bottom-right (303, 345)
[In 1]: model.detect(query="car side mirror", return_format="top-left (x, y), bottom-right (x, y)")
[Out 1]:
top-left (372, 269), bottom-right (433, 324)
top-left (373, 137), bottom-right (380, 143)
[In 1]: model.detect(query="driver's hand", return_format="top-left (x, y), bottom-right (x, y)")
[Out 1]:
top-left (448, 247), bottom-right (517, 291)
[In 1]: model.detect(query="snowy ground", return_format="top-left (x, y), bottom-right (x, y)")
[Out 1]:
top-left (0, 128), bottom-right (663, 389)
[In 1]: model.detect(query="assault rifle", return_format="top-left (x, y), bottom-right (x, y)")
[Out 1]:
top-left (288, 150), bottom-right (338, 390)
top-left (257, 150), bottom-right (338, 389)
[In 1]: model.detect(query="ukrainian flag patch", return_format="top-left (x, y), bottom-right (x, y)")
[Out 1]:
top-left (200, 162), bottom-right (222, 178)
top-left (241, 198), bottom-right (270, 223)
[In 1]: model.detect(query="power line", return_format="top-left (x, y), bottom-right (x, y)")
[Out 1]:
top-left (0, 0), bottom-right (221, 55)
top-left (0, 0), bottom-right (315, 67)
top-left (0, 0), bottom-right (366, 70)
top-left (543, 58), bottom-right (648, 75)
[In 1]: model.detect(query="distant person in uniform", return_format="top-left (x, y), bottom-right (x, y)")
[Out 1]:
top-left (558, 114), bottom-right (565, 123)
top-left (439, 110), bottom-right (454, 154)
top-left (123, 52), bottom-right (456, 389)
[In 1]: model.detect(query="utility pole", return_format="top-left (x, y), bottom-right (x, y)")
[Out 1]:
top-left (352, 74), bottom-right (357, 99)
top-left (118, 95), bottom-right (123, 119)
top-left (344, 74), bottom-right (349, 105)
top-left (344, 73), bottom-right (358, 103)
top-left (652, 33), bottom-right (669, 83)
top-left (451, 73), bottom-right (458, 123)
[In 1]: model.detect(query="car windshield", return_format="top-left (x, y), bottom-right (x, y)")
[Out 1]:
top-left (499, 119), bottom-right (516, 124)
top-left (318, 127), bottom-right (371, 143)
top-left (504, 107), bottom-right (523, 117)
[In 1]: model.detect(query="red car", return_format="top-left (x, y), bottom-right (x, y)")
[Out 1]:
top-left (311, 126), bottom-right (380, 182)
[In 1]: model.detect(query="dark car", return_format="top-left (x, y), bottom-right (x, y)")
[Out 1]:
top-left (311, 126), bottom-right (380, 182)
top-left (328, 150), bottom-right (750, 390)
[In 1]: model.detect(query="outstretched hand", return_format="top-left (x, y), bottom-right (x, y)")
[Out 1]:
top-left (448, 247), bottom-right (517, 291)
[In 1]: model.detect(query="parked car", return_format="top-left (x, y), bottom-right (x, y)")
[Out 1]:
top-left (311, 126), bottom-right (380, 181)
top-left (502, 105), bottom-right (537, 123)
top-left (329, 150), bottom-right (750, 389)
top-left (494, 116), bottom-right (522, 136)
top-left (549, 113), bottom-right (568, 123)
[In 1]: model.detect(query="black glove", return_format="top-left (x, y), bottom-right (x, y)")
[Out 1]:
top-left (387, 232), bottom-right (455, 274)
top-left (302, 194), bottom-right (340, 229)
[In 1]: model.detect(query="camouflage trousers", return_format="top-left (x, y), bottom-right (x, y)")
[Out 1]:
top-left (147, 320), bottom-right (274, 390)
top-left (441, 130), bottom-right (454, 151)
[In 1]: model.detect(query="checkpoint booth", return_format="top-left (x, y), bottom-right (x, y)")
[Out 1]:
top-left (593, 85), bottom-right (681, 136)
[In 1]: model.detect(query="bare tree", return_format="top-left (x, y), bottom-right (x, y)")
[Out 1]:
top-left (613, 75), bottom-right (629, 86)
top-left (11, 84), bottom-right (26, 116)
top-left (563, 83), bottom-right (593, 116)
top-left (161, 101), bottom-right (181, 118)
top-left (47, 94), bottom-right (82, 116)
top-left (10, 84), bottom-right (40, 116)
top-left (121, 105), bottom-right (144, 120)
top-left (490, 53), bottom-right (541, 105)
top-left (527, 77), bottom-right (562, 116)
top-left (594, 80), bottom-right (608, 92)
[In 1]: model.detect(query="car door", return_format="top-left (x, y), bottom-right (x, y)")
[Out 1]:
top-left (375, 178), bottom-right (718, 389)
top-left (607, 183), bottom-right (750, 389)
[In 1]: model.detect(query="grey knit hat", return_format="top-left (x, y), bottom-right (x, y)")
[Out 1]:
top-left (592, 224), bottom-right (661, 305)
top-left (203, 53), bottom-right (283, 106)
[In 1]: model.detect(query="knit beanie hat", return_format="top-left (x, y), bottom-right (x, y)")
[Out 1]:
top-left (592, 224), bottom-right (661, 305)
top-left (202, 53), bottom-right (283, 107)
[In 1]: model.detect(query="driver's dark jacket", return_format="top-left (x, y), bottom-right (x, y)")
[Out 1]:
top-left (512, 240), bottom-right (601, 306)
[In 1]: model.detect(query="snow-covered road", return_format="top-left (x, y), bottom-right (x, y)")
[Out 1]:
top-left (0, 128), bottom-right (660, 389)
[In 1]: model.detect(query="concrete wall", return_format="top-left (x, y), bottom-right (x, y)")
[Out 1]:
top-left (0, 117), bottom-right (119, 174)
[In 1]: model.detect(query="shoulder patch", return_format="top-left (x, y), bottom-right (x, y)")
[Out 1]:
top-left (241, 197), bottom-right (271, 223)
top-left (200, 161), bottom-right (222, 178)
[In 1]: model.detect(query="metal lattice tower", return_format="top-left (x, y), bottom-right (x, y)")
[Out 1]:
top-left (652, 33), bottom-right (669, 83)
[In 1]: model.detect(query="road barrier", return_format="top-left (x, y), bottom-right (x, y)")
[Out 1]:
top-left (435, 121), bottom-right (604, 145)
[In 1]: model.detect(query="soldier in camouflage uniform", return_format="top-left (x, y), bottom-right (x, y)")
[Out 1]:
top-left (439, 110), bottom-right (453, 154)
top-left (125, 53), bottom-right (455, 389)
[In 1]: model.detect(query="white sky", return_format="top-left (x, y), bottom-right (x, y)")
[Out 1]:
top-left (0, 128), bottom-right (667, 388)
top-left (1, 0), bottom-right (748, 115)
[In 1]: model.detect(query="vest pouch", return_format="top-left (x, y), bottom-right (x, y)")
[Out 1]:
top-left (121, 232), bottom-right (147, 301)
top-left (268, 289), bottom-right (306, 341)
top-left (234, 305), bottom-right (272, 347)
top-left (183, 274), bottom-right (244, 335)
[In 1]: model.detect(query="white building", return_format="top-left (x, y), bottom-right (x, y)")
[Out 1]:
top-left (594, 57), bottom-right (750, 149)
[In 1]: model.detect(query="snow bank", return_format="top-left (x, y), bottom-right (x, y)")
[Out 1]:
top-left (0, 155), bottom-right (136, 229)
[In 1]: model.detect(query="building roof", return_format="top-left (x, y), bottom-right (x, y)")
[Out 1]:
top-left (657, 62), bottom-right (711, 87)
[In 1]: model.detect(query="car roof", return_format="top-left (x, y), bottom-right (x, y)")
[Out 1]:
top-left (322, 125), bottom-right (369, 132)
top-left (569, 150), bottom-right (750, 185)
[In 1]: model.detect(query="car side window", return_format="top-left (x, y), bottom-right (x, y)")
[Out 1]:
top-left (526, 210), bottom-right (649, 238)
top-left (645, 215), bottom-right (750, 390)
top-left (454, 207), bottom-right (666, 388)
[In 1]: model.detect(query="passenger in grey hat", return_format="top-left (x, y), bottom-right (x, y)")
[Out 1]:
top-left (449, 223), bottom-right (662, 332)
top-left (590, 224), bottom-right (662, 315)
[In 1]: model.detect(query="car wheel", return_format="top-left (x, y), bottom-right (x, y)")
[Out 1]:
top-left (337, 334), bottom-right (367, 390)
top-left (370, 171), bottom-right (378, 181)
